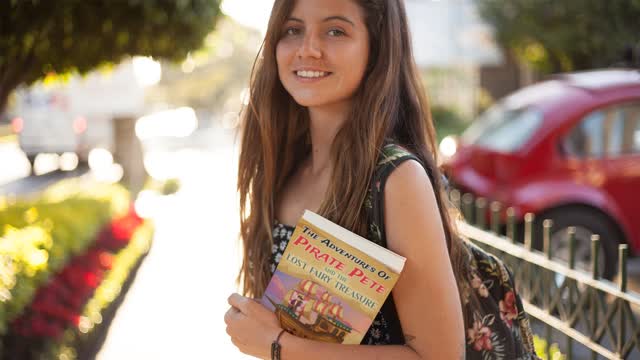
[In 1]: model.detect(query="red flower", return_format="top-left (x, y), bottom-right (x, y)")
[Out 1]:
top-left (99, 251), bottom-right (114, 269)
top-left (84, 271), bottom-right (98, 288)
top-left (111, 206), bottom-right (144, 241)
top-left (499, 291), bottom-right (518, 328)
top-left (31, 316), bottom-right (48, 336)
top-left (467, 320), bottom-right (493, 351)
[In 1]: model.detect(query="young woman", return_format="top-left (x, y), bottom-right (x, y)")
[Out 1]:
top-left (225, 1), bottom-right (538, 359)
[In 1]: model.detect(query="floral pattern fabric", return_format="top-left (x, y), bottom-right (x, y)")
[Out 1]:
top-left (461, 241), bottom-right (540, 359)
top-left (269, 142), bottom-right (540, 358)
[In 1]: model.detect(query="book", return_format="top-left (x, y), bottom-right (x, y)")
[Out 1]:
top-left (261, 210), bottom-right (406, 345)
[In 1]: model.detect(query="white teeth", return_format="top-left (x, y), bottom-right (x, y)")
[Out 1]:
top-left (296, 70), bottom-right (328, 78)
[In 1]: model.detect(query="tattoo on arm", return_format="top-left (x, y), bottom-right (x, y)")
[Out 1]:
top-left (404, 334), bottom-right (416, 343)
top-left (404, 333), bottom-right (466, 359)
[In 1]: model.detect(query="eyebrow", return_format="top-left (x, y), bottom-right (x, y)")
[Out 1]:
top-left (287, 15), bottom-right (355, 27)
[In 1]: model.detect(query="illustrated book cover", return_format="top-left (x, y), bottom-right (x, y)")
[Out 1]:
top-left (261, 210), bottom-right (406, 345)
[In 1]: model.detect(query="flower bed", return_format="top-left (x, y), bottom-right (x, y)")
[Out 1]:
top-left (0, 179), bottom-right (153, 359)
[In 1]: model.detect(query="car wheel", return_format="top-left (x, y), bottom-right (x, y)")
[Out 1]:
top-left (27, 154), bottom-right (37, 175)
top-left (77, 155), bottom-right (89, 169)
top-left (535, 207), bottom-right (621, 280)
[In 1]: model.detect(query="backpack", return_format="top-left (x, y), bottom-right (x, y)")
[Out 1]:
top-left (366, 142), bottom-right (541, 359)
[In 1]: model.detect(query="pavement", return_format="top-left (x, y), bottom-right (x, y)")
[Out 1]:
top-left (96, 127), bottom-right (252, 359)
top-left (0, 140), bottom-right (30, 187)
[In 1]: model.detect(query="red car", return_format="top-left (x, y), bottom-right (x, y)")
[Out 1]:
top-left (442, 69), bottom-right (640, 278)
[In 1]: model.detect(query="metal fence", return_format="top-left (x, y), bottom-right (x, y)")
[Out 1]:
top-left (450, 190), bottom-right (640, 359)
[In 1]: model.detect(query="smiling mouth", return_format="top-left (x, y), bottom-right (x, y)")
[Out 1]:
top-left (294, 70), bottom-right (332, 79)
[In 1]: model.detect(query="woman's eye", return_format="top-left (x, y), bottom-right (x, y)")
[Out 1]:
top-left (284, 27), bottom-right (301, 36)
top-left (327, 29), bottom-right (345, 37)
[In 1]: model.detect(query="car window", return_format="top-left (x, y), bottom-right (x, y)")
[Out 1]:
top-left (564, 101), bottom-right (640, 158)
top-left (628, 106), bottom-right (640, 153)
top-left (462, 104), bottom-right (543, 152)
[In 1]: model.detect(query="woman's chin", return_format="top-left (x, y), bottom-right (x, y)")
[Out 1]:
top-left (291, 97), bottom-right (326, 108)
top-left (290, 95), bottom-right (346, 109)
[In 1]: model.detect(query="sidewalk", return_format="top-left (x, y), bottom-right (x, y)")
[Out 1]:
top-left (97, 130), bottom-right (252, 359)
top-left (0, 140), bottom-right (30, 186)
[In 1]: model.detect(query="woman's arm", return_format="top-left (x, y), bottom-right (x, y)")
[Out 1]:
top-left (225, 159), bottom-right (464, 359)
top-left (226, 294), bottom-right (420, 360)
top-left (382, 159), bottom-right (465, 359)
top-left (278, 332), bottom-right (418, 359)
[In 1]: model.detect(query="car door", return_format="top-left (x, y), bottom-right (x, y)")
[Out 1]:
top-left (563, 100), bottom-right (640, 247)
top-left (561, 108), bottom-right (608, 192)
top-left (601, 101), bottom-right (640, 244)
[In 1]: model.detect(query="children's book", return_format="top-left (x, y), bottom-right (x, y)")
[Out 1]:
top-left (261, 210), bottom-right (406, 344)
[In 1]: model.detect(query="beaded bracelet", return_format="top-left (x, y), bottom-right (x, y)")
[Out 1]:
top-left (271, 329), bottom-right (287, 360)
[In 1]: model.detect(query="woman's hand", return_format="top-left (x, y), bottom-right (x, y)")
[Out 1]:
top-left (224, 293), bottom-right (283, 359)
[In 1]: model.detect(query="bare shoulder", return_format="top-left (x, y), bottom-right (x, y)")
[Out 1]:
top-left (384, 159), bottom-right (438, 218)
top-left (382, 158), bottom-right (446, 255)
top-left (385, 158), bottom-right (434, 195)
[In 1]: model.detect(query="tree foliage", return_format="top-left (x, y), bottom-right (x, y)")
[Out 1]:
top-left (0, 0), bottom-right (223, 111)
top-left (152, 18), bottom-right (263, 112)
top-left (477, 0), bottom-right (640, 74)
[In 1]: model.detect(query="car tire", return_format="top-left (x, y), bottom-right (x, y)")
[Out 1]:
top-left (27, 155), bottom-right (37, 175)
top-left (77, 156), bottom-right (89, 169)
top-left (534, 207), bottom-right (622, 280)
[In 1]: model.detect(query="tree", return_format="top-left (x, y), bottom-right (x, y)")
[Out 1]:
top-left (477, 0), bottom-right (640, 74)
top-left (150, 18), bottom-right (263, 113)
top-left (0, 0), bottom-right (223, 194)
top-left (0, 0), bottom-right (222, 111)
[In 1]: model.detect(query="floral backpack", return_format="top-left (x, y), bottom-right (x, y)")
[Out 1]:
top-left (365, 142), bottom-right (541, 359)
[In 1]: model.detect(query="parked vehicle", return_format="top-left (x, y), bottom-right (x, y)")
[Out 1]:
top-left (11, 88), bottom-right (111, 169)
top-left (8, 57), bottom-right (152, 173)
top-left (442, 69), bottom-right (640, 279)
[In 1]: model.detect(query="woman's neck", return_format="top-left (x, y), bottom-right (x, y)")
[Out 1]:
top-left (306, 101), bottom-right (350, 177)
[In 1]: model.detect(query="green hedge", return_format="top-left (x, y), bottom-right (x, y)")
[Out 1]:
top-left (431, 105), bottom-right (469, 142)
top-left (0, 180), bottom-right (130, 335)
top-left (48, 220), bottom-right (153, 359)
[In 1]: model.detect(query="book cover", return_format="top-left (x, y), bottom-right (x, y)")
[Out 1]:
top-left (261, 210), bottom-right (406, 345)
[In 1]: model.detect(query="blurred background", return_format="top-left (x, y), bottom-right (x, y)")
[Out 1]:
top-left (1, 0), bottom-right (639, 359)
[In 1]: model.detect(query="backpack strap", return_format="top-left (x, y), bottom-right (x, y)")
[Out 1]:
top-left (367, 143), bottom-right (427, 248)
top-left (363, 142), bottom-right (431, 345)
top-left (365, 143), bottom-right (422, 344)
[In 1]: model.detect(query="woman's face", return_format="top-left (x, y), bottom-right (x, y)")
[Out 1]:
top-left (276, 0), bottom-right (370, 108)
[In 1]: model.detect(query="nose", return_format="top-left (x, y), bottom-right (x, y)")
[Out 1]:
top-left (297, 31), bottom-right (322, 59)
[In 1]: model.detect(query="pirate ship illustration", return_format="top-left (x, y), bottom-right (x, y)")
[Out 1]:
top-left (266, 279), bottom-right (353, 343)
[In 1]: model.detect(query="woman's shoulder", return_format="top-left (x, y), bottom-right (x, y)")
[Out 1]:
top-left (375, 141), bottom-right (428, 186)
top-left (376, 140), bottom-right (442, 190)
top-left (376, 141), bottom-right (433, 204)
top-left (384, 155), bottom-right (433, 198)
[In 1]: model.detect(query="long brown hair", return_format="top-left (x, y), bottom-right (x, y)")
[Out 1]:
top-left (237, 0), bottom-right (475, 327)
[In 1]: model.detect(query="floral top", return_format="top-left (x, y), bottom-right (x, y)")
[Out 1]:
top-left (269, 142), bottom-right (540, 358)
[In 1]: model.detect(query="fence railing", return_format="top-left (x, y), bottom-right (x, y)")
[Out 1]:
top-left (450, 190), bottom-right (640, 360)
